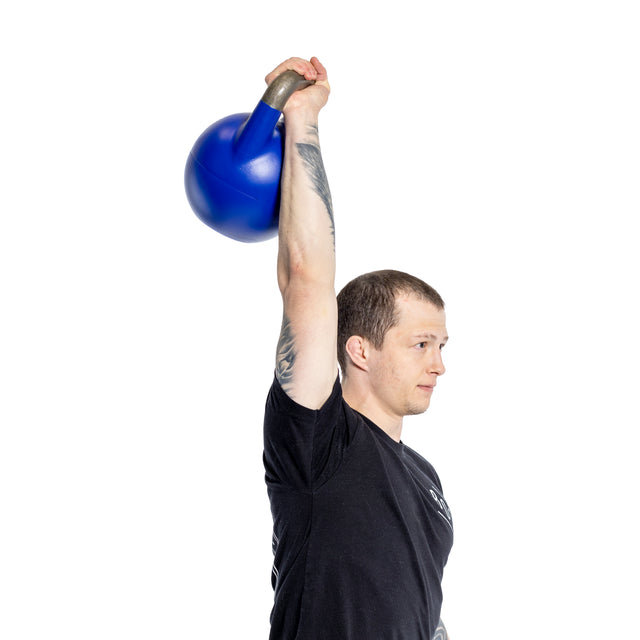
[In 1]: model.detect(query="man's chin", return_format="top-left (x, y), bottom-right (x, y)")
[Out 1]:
top-left (405, 401), bottom-right (430, 416)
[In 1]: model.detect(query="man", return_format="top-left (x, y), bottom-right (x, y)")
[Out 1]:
top-left (263, 57), bottom-right (453, 640)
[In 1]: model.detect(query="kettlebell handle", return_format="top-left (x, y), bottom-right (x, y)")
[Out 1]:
top-left (261, 70), bottom-right (315, 111)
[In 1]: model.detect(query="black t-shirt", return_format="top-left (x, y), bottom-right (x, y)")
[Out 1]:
top-left (263, 375), bottom-right (453, 640)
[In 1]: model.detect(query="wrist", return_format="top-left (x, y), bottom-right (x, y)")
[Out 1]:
top-left (283, 105), bottom-right (319, 123)
top-left (283, 109), bottom-right (320, 138)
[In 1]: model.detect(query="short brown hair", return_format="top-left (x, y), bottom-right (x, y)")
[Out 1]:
top-left (336, 270), bottom-right (444, 373)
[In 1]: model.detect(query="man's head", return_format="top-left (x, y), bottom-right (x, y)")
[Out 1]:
top-left (337, 270), bottom-right (445, 372)
top-left (337, 270), bottom-right (447, 418)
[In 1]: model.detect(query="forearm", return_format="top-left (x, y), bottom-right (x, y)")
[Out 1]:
top-left (277, 111), bottom-right (335, 291)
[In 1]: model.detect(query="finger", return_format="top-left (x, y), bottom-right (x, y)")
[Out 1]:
top-left (265, 57), bottom-right (318, 85)
top-left (310, 56), bottom-right (328, 82)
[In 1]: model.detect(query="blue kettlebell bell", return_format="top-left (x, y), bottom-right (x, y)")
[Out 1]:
top-left (184, 70), bottom-right (313, 242)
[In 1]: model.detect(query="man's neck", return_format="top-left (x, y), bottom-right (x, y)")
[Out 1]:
top-left (342, 378), bottom-right (404, 442)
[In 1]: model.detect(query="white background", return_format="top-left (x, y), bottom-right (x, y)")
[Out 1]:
top-left (1, 1), bottom-right (638, 638)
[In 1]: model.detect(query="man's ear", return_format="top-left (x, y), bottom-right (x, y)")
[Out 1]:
top-left (345, 335), bottom-right (370, 372)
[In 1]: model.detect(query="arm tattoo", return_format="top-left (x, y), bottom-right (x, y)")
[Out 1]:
top-left (433, 618), bottom-right (448, 640)
top-left (295, 127), bottom-right (335, 241)
top-left (275, 314), bottom-right (296, 392)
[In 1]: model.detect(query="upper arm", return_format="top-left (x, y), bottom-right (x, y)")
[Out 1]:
top-left (276, 277), bottom-right (338, 409)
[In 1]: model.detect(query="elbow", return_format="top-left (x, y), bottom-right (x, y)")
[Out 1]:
top-left (277, 244), bottom-right (334, 293)
top-left (278, 263), bottom-right (334, 298)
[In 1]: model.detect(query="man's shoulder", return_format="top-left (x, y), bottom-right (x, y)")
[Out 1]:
top-left (266, 373), bottom-right (343, 416)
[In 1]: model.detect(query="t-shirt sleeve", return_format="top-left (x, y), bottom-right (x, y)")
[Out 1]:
top-left (263, 374), bottom-right (347, 491)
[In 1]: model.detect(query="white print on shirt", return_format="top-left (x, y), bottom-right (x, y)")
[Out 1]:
top-left (429, 486), bottom-right (453, 533)
top-left (272, 531), bottom-right (280, 585)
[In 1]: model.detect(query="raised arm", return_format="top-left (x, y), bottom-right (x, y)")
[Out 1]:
top-left (268, 57), bottom-right (337, 409)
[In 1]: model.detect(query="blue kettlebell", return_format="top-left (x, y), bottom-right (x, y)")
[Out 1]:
top-left (184, 70), bottom-right (313, 242)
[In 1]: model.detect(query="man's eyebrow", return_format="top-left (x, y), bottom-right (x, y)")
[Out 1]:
top-left (414, 333), bottom-right (449, 343)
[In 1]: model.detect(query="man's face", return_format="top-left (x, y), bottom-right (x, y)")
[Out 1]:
top-left (367, 296), bottom-right (448, 419)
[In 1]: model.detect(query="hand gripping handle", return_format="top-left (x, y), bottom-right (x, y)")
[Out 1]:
top-left (261, 70), bottom-right (315, 111)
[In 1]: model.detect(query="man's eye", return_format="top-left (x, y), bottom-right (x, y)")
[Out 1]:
top-left (417, 342), bottom-right (426, 349)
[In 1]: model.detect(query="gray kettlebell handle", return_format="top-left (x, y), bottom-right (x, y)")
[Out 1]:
top-left (261, 70), bottom-right (315, 111)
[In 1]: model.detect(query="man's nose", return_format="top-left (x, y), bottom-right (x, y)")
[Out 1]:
top-left (429, 350), bottom-right (445, 376)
